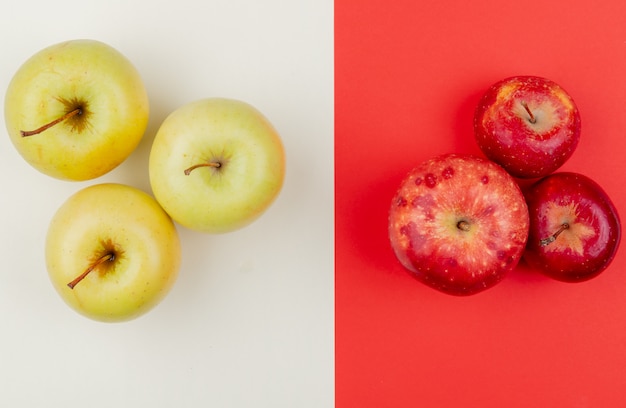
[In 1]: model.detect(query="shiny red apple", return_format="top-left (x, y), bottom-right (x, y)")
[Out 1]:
top-left (388, 153), bottom-right (529, 296)
top-left (524, 172), bottom-right (621, 282)
top-left (474, 75), bottom-right (581, 179)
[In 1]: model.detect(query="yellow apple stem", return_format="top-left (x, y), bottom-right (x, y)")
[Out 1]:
top-left (183, 162), bottom-right (221, 175)
top-left (521, 102), bottom-right (536, 124)
top-left (540, 223), bottom-right (570, 247)
top-left (67, 253), bottom-right (115, 289)
top-left (21, 108), bottom-right (82, 137)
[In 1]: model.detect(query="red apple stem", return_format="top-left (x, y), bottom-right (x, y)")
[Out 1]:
top-left (540, 223), bottom-right (570, 247)
top-left (521, 102), bottom-right (536, 124)
top-left (20, 108), bottom-right (83, 137)
top-left (457, 220), bottom-right (471, 232)
top-left (67, 253), bottom-right (115, 289)
top-left (184, 162), bottom-right (221, 175)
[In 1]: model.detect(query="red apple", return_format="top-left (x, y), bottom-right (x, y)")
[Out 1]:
top-left (474, 75), bottom-right (581, 179)
top-left (524, 172), bottom-right (621, 282)
top-left (388, 153), bottom-right (529, 296)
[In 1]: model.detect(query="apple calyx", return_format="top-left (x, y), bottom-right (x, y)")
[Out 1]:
top-left (520, 101), bottom-right (537, 124)
top-left (457, 220), bottom-right (471, 232)
top-left (540, 223), bottom-right (570, 247)
top-left (183, 161), bottom-right (221, 176)
top-left (67, 252), bottom-right (115, 289)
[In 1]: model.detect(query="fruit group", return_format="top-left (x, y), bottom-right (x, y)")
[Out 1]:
top-left (524, 172), bottom-right (621, 282)
top-left (474, 75), bottom-right (580, 179)
top-left (149, 98), bottom-right (286, 233)
top-left (388, 153), bottom-right (529, 296)
top-left (4, 39), bottom-right (149, 181)
top-left (45, 183), bottom-right (181, 322)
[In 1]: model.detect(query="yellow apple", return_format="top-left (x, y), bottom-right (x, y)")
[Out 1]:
top-left (4, 39), bottom-right (149, 181)
top-left (148, 98), bottom-right (286, 233)
top-left (45, 183), bottom-right (181, 322)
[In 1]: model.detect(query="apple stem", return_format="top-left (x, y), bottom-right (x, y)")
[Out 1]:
top-left (184, 162), bottom-right (221, 175)
top-left (521, 102), bottom-right (536, 124)
top-left (20, 108), bottom-right (83, 137)
top-left (67, 253), bottom-right (115, 289)
top-left (457, 220), bottom-right (471, 232)
top-left (540, 223), bottom-right (570, 247)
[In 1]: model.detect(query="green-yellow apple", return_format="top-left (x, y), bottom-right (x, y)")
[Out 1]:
top-left (148, 98), bottom-right (286, 233)
top-left (4, 39), bottom-right (149, 181)
top-left (45, 183), bottom-right (181, 322)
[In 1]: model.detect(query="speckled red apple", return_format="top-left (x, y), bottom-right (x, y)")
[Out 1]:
top-left (474, 75), bottom-right (581, 179)
top-left (524, 172), bottom-right (621, 282)
top-left (388, 153), bottom-right (529, 296)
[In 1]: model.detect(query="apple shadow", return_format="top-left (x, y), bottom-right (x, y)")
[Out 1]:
top-left (338, 169), bottom-right (407, 276)
top-left (451, 86), bottom-right (487, 157)
top-left (103, 94), bottom-right (179, 194)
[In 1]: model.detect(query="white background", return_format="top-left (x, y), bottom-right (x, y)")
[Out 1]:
top-left (0, 1), bottom-right (333, 407)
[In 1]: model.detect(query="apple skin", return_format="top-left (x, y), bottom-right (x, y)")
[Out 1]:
top-left (4, 39), bottom-right (149, 181)
top-left (45, 183), bottom-right (181, 322)
top-left (149, 98), bottom-right (286, 233)
top-left (388, 153), bottom-right (529, 296)
top-left (474, 75), bottom-right (581, 179)
top-left (523, 172), bottom-right (621, 282)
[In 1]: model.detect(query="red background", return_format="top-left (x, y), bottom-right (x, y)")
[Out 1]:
top-left (335, 0), bottom-right (626, 406)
